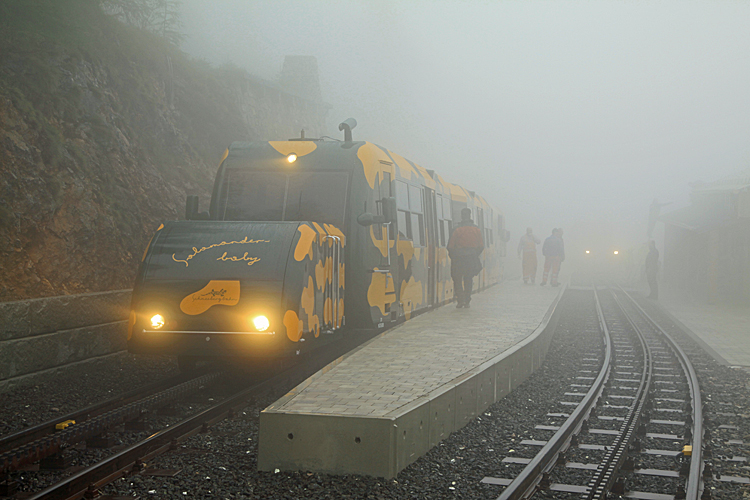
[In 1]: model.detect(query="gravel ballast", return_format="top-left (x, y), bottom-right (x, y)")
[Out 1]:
top-left (3, 289), bottom-right (749, 499)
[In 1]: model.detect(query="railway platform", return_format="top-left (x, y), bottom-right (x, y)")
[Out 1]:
top-left (258, 279), bottom-right (564, 478)
top-left (656, 287), bottom-right (750, 369)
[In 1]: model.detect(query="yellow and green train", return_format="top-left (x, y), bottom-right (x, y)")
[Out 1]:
top-left (127, 122), bottom-right (509, 366)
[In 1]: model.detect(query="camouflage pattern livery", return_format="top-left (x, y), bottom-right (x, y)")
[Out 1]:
top-left (127, 140), bottom-right (507, 360)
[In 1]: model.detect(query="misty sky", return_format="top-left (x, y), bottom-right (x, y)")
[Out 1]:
top-left (178, 1), bottom-right (750, 250)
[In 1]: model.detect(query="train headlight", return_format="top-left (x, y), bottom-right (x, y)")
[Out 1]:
top-left (253, 315), bottom-right (270, 332)
top-left (150, 314), bottom-right (166, 329)
top-left (613, 250), bottom-right (619, 255)
top-left (585, 250), bottom-right (590, 254)
top-left (287, 153), bottom-right (297, 163)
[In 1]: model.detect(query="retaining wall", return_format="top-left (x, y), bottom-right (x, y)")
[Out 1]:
top-left (0, 290), bottom-right (131, 392)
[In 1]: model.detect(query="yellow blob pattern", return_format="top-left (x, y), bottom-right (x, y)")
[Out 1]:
top-left (366, 268), bottom-right (396, 316)
top-left (400, 276), bottom-right (424, 320)
top-left (294, 224), bottom-right (317, 261)
top-left (370, 225), bottom-right (393, 258)
top-left (357, 142), bottom-right (393, 189)
top-left (396, 238), bottom-right (415, 271)
top-left (269, 140), bottom-right (317, 157)
top-left (180, 280), bottom-right (241, 315)
top-left (284, 310), bottom-right (303, 342)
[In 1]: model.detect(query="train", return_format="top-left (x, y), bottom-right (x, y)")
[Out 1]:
top-left (127, 119), bottom-right (509, 368)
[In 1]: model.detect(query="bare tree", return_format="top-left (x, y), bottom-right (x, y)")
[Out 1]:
top-left (100, 0), bottom-right (184, 46)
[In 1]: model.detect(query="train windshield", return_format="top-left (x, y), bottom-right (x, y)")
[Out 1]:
top-left (217, 170), bottom-right (348, 226)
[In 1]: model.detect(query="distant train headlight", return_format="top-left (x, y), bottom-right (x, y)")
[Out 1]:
top-left (613, 250), bottom-right (619, 255)
top-left (150, 314), bottom-right (166, 329)
top-left (585, 250), bottom-right (590, 254)
top-left (287, 153), bottom-right (297, 163)
top-left (253, 315), bottom-right (270, 332)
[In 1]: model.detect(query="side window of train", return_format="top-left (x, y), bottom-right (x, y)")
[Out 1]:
top-left (442, 197), bottom-right (452, 246)
top-left (451, 201), bottom-right (463, 225)
top-left (436, 194), bottom-right (450, 247)
top-left (408, 184), bottom-right (425, 246)
top-left (486, 210), bottom-right (493, 245)
top-left (371, 172), bottom-right (393, 241)
top-left (396, 180), bottom-right (410, 239)
top-left (381, 172), bottom-right (395, 241)
top-left (395, 180), bottom-right (425, 246)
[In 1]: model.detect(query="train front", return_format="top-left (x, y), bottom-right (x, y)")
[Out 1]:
top-left (127, 221), bottom-right (304, 360)
top-left (128, 140), bottom-right (350, 364)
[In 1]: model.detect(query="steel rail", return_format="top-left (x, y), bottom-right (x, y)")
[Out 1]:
top-left (617, 286), bottom-right (704, 499)
top-left (25, 372), bottom-right (277, 500)
top-left (0, 370), bottom-right (207, 453)
top-left (1, 370), bottom-right (224, 475)
top-left (496, 285), bottom-right (613, 500)
top-left (21, 336), bottom-right (365, 500)
top-left (583, 288), bottom-right (654, 499)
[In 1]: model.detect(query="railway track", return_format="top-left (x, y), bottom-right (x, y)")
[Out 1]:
top-left (0, 329), bottom-right (381, 500)
top-left (483, 285), bottom-right (708, 500)
top-left (0, 369), bottom-right (225, 473)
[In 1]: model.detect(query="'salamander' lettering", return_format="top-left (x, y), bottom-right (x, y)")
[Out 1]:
top-left (172, 237), bottom-right (269, 267)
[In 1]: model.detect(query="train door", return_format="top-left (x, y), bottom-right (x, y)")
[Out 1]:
top-left (377, 169), bottom-right (398, 324)
top-left (424, 187), bottom-right (439, 307)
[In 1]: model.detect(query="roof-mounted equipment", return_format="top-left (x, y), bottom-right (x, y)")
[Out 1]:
top-left (338, 118), bottom-right (357, 142)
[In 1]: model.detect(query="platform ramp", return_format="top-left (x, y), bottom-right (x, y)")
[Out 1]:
top-left (258, 280), bottom-right (564, 478)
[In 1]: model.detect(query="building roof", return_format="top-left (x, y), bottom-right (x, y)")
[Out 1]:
top-left (691, 170), bottom-right (750, 194)
top-left (659, 202), bottom-right (733, 232)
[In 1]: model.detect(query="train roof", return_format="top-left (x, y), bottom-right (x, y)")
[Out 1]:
top-left (224, 140), bottom-right (500, 215)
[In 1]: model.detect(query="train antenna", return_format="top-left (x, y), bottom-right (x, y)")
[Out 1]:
top-left (338, 118), bottom-right (357, 142)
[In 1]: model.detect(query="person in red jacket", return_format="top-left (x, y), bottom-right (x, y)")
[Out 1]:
top-left (447, 207), bottom-right (485, 308)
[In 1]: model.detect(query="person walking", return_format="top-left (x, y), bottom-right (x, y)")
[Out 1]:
top-left (447, 207), bottom-right (485, 308)
top-left (645, 240), bottom-right (659, 299)
top-left (517, 227), bottom-right (540, 284)
top-left (540, 228), bottom-right (565, 287)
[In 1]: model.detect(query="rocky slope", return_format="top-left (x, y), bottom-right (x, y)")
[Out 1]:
top-left (0, 1), bottom-right (324, 301)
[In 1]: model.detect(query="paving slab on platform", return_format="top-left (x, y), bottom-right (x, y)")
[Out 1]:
top-left (656, 288), bottom-right (750, 368)
top-left (258, 280), bottom-right (564, 478)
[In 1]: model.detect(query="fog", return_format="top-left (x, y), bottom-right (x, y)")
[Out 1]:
top-left (178, 0), bottom-right (750, 266)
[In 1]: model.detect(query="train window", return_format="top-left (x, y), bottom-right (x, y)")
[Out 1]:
top-left (396, 181), bottom-right (409, 210)
top-left (220, 170), bottom-right (348, 226)
top-left (284, 172), bottom-right (348, 225)
top-left (397, 210), bottom-right (410, 239)
top-left (408, 185), bottom-right (423, 213)
top-left (379, 171), bottom-right (392, 200)
top-left (411, 213), bottom-right (424, 246)
top-left (443, 197), bottom-right (451, 221)
top-left (439, 222), bottom-right (445, 247)
top-left (451, 201), bottom-right (464, 223)
top-left (222, 171), bottom-right (286, 221)
top-left (435, 195), bottom-right (443, 219)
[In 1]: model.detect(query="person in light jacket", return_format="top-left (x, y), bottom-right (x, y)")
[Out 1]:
top-left (517, 227), bottom-right (540, 284)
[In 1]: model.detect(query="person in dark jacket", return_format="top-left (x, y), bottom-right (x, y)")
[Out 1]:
top-left (447, 207), bottom-right (485, 308)
top-left (645, 240), bottom-right (659, 299)
top-left (540, 228), bottom-right (565, 287)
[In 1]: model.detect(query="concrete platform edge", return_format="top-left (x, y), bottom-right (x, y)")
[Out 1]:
top-left (648, 299), bottom-right (730, 367)
top-left (258, 284), bottom-right (566, 478)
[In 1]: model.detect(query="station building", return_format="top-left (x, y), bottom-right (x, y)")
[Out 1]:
top-left (660, 173), bottom-right (750, 305)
